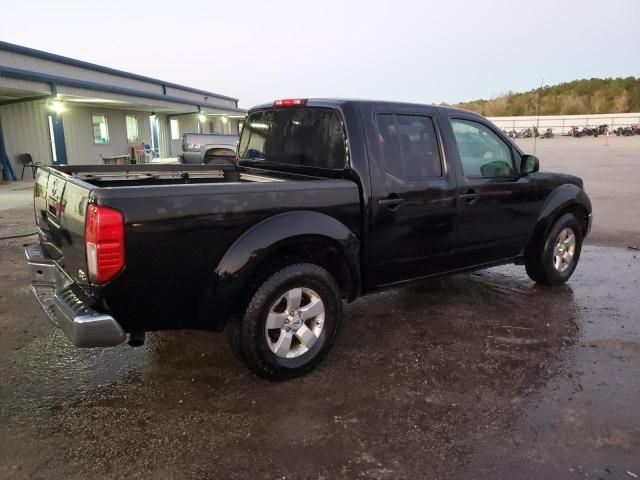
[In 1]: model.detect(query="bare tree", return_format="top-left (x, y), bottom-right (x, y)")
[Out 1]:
top-left (590, 90), bottom-right (606, 113)
top-left (613, 90), bottom-right (630, 113)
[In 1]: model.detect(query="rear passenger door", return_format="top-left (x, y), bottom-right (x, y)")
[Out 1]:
top-left (364, 105), bottom-right (458, 286)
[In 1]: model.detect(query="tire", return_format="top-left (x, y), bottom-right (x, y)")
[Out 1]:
top-left (227, 263), bottom-right (343, 381)
top-left (525, 213), bottom-right (583, 286)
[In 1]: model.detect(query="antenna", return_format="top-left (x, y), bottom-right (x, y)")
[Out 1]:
top-left (533, 76), bottom-right (543, 154)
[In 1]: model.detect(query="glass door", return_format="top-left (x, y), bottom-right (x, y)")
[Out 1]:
top-left (47, 114), bottom-right (67, 165)
top-left (149, 115), bottom-right (160, 158)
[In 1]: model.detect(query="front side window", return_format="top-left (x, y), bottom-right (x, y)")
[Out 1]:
top-left (92, 113), bottom-right (109, 144)
top-left (238, 107), bottom-right (347, 169)
top-left (450, 119), bottom-right (514, 177)
top-left (376, 114), bottom-right (443, 179)
top-left (125, 115), bottom-right (139, 143)
top-left (170, 119), bottom-right (180, 140)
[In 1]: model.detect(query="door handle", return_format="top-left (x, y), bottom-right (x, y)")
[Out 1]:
top-left (460, 189), bottom-right (479, 204)
top-left (378, 194), bottom-right (405, 209)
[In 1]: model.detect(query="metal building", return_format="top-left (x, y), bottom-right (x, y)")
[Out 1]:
top-left (0, 41), bottom-right (245, 179)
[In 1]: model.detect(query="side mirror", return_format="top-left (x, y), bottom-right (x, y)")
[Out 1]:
top-left (521, 154), bottom-right (539, 174)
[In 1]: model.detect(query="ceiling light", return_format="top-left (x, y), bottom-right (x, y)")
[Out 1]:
top-left (49, 100), bottom-right (65, 113)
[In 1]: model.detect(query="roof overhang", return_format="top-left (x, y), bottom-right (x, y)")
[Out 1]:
top-left (0, 65), bottom-right (245, 116)
top-left (0, 40), bottom-right (238, 103)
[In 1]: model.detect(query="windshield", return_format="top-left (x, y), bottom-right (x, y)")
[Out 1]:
top-left (237, 107), bottom-right (347, 169)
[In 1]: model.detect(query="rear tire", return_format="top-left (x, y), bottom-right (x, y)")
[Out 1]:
top-left (227, 263), bottom-right (343, 381)
top-left (525, 213), bottom-right (583, 286)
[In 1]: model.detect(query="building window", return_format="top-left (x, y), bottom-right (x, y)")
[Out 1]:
top-left (170, 119), bottom-right (180, 140)
top-left (92, 113), bottom-right (109, 144)
top-left (126, 115), bottom-right (139, 143)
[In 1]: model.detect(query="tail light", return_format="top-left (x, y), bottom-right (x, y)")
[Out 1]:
top-left (85, 204), bottom-right (125, 284)
top-left (273, 98), bottom-right (306, 107)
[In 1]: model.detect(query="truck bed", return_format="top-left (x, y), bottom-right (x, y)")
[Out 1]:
top-left (33, 163), bottom-right (361, 334)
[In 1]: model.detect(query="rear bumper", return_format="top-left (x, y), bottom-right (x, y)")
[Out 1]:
top-left (25, 243), bottom-right (126, 348)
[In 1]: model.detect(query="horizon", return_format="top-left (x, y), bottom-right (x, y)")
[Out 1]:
top-left (1, 0), bottom-right (639, 109)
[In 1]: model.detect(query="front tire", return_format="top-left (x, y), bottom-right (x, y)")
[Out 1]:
top-left (525, 213), bottom-right (583, 286)
top-left (228, 263), bottom-right (343, 381)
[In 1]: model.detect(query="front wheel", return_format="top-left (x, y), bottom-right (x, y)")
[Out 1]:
top-left (227, 263), bottom-right (343, 381)
top-left (525, 213), bottom-right (583, 286)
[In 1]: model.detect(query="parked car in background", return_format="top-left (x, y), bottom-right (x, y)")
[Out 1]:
top-left (25, 99), bottom-right (592, 381)
top-left (181, 133), bottom-right (238, 164)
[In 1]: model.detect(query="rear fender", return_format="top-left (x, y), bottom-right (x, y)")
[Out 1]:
top-left (198, 211), bottom-right (360, 330)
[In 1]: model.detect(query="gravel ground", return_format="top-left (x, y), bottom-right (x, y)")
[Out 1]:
top-left (1, 136), bottom-right (639, 479)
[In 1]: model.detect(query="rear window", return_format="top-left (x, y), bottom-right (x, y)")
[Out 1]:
top-left (237, 107), bottom-right (347, 169)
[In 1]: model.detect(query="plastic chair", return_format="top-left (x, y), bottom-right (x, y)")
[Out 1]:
top-left (132, 144), bottom-right (146, 164)
top-left (18, 153), bottom-right (38, 180)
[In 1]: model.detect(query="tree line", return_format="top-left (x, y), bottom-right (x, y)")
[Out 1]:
top-left (449, 77), bottom-right (640, 117)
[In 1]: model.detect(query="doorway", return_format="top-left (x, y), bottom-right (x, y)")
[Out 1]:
top-left (47, 113), bottom-right (67, 165)
top-left (149, 114), bottom-right (160, 158)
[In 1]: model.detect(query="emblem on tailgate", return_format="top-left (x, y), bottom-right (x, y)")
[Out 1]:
top-left (51, 178), bottom-right (59, 196)
top-left (78, 269), bottom-right (87, 281)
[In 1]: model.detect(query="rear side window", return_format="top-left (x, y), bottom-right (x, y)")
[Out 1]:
top-left (450, 119), bottom-right (515, 177)
top-left (237, 108), bottom-right (347, 169)
top-left (376, 114), bottom-right (442, 180)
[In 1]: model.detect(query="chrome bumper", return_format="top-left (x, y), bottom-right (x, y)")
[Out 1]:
top-left (25, 243), bottom-right (126, 347)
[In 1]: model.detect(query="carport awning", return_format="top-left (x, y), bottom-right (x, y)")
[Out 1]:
top-left (0, 66), bottom-right (246, 116)
top-left (56, 85), bottom-right (245, 115)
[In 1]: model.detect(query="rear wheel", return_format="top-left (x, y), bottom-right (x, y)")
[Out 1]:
top-left (227, 263), bottom-right (342, 381)
top-left (525, 213), bottom-right (583, 286)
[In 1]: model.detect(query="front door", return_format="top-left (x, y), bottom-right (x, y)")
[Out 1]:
top-left (47, 113), bottom-right (67, 165)
top-left (443, 116), bottom-right (539, 266)
top-left (366, 107), bottom-right (458, 287)
top-left (149, 114), bottom-right (160, 157)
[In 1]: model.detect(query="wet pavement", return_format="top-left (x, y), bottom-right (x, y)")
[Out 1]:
top-left (1, 139), bottom-right (640, 479)
top-left (1, 231), bottom-right (639, 478)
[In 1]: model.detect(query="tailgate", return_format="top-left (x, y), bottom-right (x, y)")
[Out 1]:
top-left (34, 168), bottom-right (91, 286)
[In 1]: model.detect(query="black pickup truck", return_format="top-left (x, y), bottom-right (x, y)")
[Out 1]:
top-left (26, 98), bottom-right (592, 380)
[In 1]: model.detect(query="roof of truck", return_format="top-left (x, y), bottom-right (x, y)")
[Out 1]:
top-left (249, 98), bottom-right (478, 117)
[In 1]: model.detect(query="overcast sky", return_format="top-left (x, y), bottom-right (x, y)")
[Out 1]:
top-left (2, 0), bottom-right (639, 108)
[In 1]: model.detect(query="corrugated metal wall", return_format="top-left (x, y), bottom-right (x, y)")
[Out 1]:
top-left (1, 49), bottom-right (237, 111)
top-left (155, 113), bottom-right (170, 159)
top-left (0, 101), bottom-right (174, 166)
top-left (62, 106), bottom-right (154, 164)
top-left (0, 101), bottom-right (51, 167)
